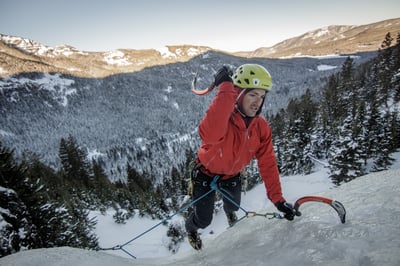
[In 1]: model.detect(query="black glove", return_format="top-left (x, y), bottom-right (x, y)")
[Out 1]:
top-left (275, 201), bottom-right (296, 221)
top-left (214, 66), bottom-right (233, 87)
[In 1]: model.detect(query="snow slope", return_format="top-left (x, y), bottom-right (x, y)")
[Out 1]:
top-left (1, 160), bottom-right (400, 265)
top-left (93, 165), bottom-right (334, 259)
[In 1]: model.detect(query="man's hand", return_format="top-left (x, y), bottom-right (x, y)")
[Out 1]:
top-left (214, 66), bottom-right (233, 87)
top-left (275, 201), bottom-right (296, 221)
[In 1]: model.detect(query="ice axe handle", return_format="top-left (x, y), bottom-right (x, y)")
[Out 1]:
top-left (191, 71), bottom-right (216, 95)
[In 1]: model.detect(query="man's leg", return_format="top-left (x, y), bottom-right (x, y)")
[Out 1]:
top-left (220, 175), bottom-right (242, 226)
top-left (185, 172), bottom-right (216, 250)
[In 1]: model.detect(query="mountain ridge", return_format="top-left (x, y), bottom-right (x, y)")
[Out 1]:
top-left (238, 17), bottom-right (400, 58)
top-left (1, 18), bottom-right (399, 78)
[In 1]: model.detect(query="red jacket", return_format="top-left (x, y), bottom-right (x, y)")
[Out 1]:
top-left (197, 82), bottom-right (285, 204)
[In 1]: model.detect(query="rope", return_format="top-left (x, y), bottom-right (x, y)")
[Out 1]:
top-left (99, 174), bottom-right (282, 258)
top-left (215, 183), bottom-right (283, 221)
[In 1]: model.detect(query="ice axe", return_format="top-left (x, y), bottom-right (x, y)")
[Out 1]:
top-left (246, 195), bottom-right (346, 224)
top-left (191, 71), bottom-right (215, 95)
top-left (293, 195), bottom-right (346, 224)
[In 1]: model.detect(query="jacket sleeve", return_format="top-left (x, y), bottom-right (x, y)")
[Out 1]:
top-left (198, 82), bottom-right (237, 144)
top-left (256, 120), bottom-right (286, 204)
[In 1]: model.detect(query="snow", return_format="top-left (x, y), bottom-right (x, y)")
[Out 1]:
top-left (164, 85), bottom-right (173, 93)
top-left (279, 54), bottom-right (361, 60)
top-left (0, 129), bottom-right (14, 137)
top-left (87, 149), bottom-right (106, 161)
top-left (317, 64), bottom-right (338, 71)
top-left (187, 48), bottom-right (201, 56)
top-left (1, 153), bottom-right (400, 266)
top-left (172, 102), bottom-right (180, 110)
top-left (157, 47), bottom-right (177, 58)
top-left (103, 51), bottom-right (132, 66)
top-left (155, 46), bottom-right (203, 59)
top-left (0, 73), bottom-right (76, 107)
top-left (308, 27), bottom-right (330, 39)
top-left (0, 34), bottom-right (88, 57)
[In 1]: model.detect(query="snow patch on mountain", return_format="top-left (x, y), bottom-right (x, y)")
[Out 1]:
top-left (87, 149), bottom-right (106, 161)
top-left (172, 102), bottom-right (179, 110)
top-left (156, 46), bottom-right (204, 59)
top-left (0, 129), bottom-right (14, 137)
top-left (157, 47), bottom-right (177, 58)
top-left (0, 73), bottom-right (76, 106)
top-left (0, 34), bottom-right (88, 57)
top-left (103, 50), bottom-right (132, 66)
top-left (317, 64), bottom-right (338, 71)
top-left (164, 85), bottom-right (173, 93)
top-left (187, 47), bottom-right (202, 56)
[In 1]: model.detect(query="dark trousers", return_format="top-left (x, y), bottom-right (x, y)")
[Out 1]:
top-left (185, 170), bottom-right (242, 232)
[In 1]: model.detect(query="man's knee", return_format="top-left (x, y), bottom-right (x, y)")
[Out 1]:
top-left (185, 209), bottom-right (213, 231)
top-left (194, 212), bottom-right (213, 228)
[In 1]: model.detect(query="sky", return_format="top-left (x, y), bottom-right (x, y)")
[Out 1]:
top-left (1, 155), bottom-right (400, 265)
top-left (1, 0), bottom-right (399, 52)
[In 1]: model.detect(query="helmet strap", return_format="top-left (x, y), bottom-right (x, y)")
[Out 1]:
top-left (235, 88), bottom-right (257, 125)
top-left (235, 88), bottom-right (248, 117)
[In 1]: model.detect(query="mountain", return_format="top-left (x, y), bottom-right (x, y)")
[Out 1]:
top-left (0, 35), bottom-right (212, 78)
top-left (238, 17), bottom-right (400, 58)
top-left (1, 18), bottom-right (399, 78)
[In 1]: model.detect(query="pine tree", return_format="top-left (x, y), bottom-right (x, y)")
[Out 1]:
top-left (365, 99), bottom-right (382, 158)
top-left (268, 109), bottom-right (286, 174)
top-left (33, 202), bottom-right (75, 248)
top-left (312, 112), bottom-right (333, 160)
top-left (66, 198), bottom-right (98, 249)
top-left (165, 221), bottom-right (185, 254)
top-left (127, 163), bottom-right (149, 198)
top-left (389, 111), bottom-right (400, 150)
top-left (91, 159), bottom-right (113, 208)
top-left (0, 142), bottom-right (99, 256)
top-left (352, 101), bottom-right (369, 166)
top-left (0, 186), bottom-right (38, 257)
top-left (328, 116), bottom-right (364, 184)
top-left (320, 75), bottom-right (341, 137)
top-left (371, 111), bottom-right (394, 171)
top-left (392, 33), bottom-right (400, 102)
top-left (59, 135), bottom-right (92, 188)
top-left (0, 143), bottom-right (40, 256)
top-left (373, 32), bottom-right (395, 108)
top-left (278, 90), bottom-right (317, 175)
top-left (23, 152), bottom-right (66, 201)
top-left (339, 57), bottom-right (359, 120)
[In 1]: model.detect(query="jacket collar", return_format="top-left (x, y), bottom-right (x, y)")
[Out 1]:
top-left (232, 109), bottom-right (256, 129)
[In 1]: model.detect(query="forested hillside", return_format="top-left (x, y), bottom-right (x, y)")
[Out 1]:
top-left (1, 51), bottom-right (374, 182)
top-left (268, 33), bottom-right (400, 184)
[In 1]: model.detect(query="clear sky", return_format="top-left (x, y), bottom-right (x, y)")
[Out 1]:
top-left (1, 0), bottom-right (399, 52)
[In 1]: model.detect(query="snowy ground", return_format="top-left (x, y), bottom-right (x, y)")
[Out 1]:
top-left (1, 152), bottom-right (400, 266)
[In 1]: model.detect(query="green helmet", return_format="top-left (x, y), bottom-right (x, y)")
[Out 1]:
top-left (232, 64), bottom-right (272, 91)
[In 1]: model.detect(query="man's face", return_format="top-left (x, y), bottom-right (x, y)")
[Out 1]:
top-left (241, 89), bottom-right (266, 117)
